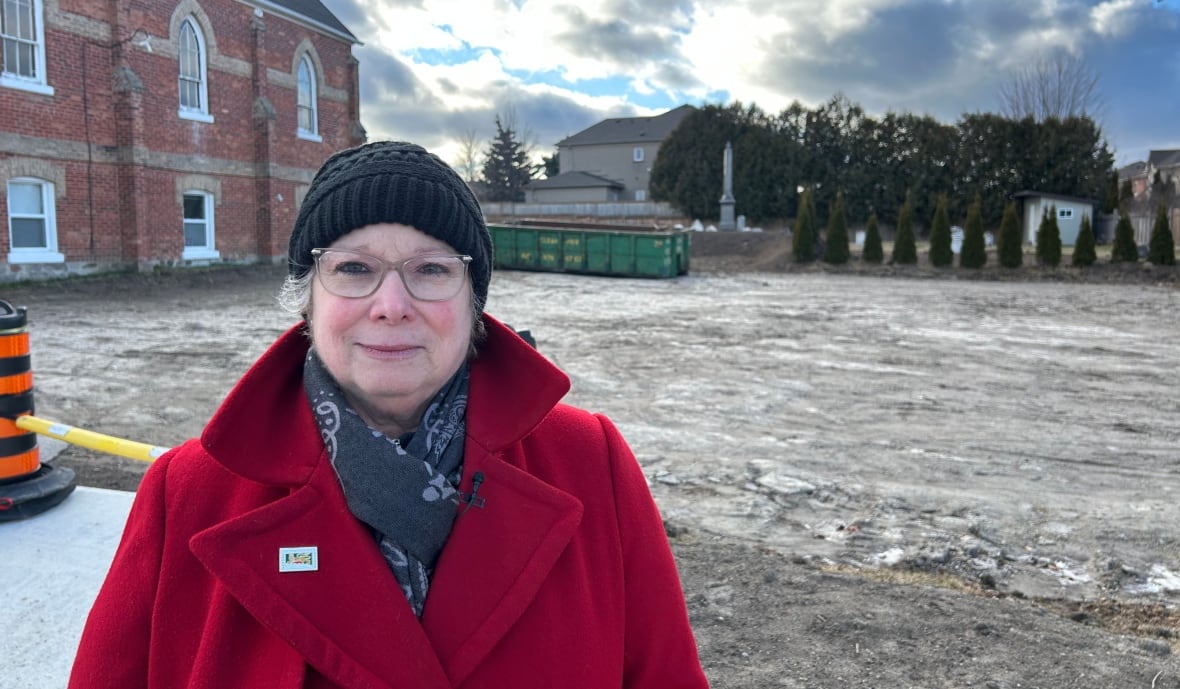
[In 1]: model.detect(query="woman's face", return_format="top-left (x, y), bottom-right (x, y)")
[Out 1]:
top-left (308, 222), bottom-right (474, 436)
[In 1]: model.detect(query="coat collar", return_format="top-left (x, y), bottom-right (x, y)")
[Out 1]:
top-left (191, 314), bottom-right (581, 687)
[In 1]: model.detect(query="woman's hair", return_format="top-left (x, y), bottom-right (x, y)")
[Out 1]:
top-left (278, 272), bottom-right (487, 357)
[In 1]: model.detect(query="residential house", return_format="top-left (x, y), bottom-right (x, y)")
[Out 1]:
top-left (1, 0), bottom-right (364, 281)
top-left (526, 105), bottom-right (693, 205)
top-left (1117, 149), bottom-right (1180, 245)
top-left (1011, 191), bottom-right (1093, 246)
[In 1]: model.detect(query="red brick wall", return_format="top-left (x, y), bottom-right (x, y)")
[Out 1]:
top-left (0, 0), bottom-right (363, 279)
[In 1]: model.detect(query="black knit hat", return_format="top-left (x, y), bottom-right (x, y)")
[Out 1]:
top-left (289, 141), bottom-right (492, 307)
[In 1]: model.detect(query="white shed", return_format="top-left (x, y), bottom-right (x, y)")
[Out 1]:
top-left (1012, 191), bottom-right (1095, 246)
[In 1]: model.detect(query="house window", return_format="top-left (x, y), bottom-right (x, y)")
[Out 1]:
top-left (178, 18), bottom-right (212, 122)
top-left (1, 0), bottom-right (52, 94)
top-left (634, 190), bottom-right (647, 202)
top-left (7, 178), bottom-right (63, 263)
top-left (632, 147), bottom-right (645, 163)
top-left (296, 55), bottom-right (320, 141)
top-left (1057, 208), bottom-right (1073, 220)
top-left (182, 192), bottom-right (219, 260)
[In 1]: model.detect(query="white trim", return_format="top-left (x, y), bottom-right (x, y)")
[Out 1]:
top-left (181, 190), bottom-right (218, 259)
top-left (6, 177), bottom-right (60, 261)
top-left (7, 249), bottom-right (63, 263)
top-left (178, 110), bottom-right (215, 123)
top-left (177, 17), bottom-right (210, 118)
top-left (0, 0), bottom-right (50, 89)
top-left (632, 146), bottom-right (645, 163)
top-left (181, 247), bottom-right (221, 260)
top-left (0, 75), bottom-right (53, 95)
top-left (296, 54), bottom-right (318, 139)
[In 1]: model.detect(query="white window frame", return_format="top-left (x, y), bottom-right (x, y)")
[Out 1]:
top-left (182, 191), bottom-right (220, 260)
top-left (177, 18), bottom-right (213, 123)
top-left (0, 0), bottom-right (53, 95)
top-left (1057, 207), bottom-right (1074, 220)
top-left (632, 146), bottom-right (645, 163)
top-left (296, 55), bottom-right (321, 142)
top-left (634, 189), bottom-right (647, 202)
top-left (6, 177), bottom-right (63, 263)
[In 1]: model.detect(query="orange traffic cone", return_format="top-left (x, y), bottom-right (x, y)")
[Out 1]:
top-left (0, 300), bottom-right (75, 521)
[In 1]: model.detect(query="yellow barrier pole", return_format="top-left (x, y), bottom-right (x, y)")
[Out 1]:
top-left (14, 415), bottom-right (170, 463)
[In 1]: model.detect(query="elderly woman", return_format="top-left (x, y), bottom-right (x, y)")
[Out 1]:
top-left (69, 142), bottom-right (709, 688)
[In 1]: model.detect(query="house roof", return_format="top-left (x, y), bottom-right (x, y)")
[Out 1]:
top-left (527, 171), bottom-right (624, 190)
top-left (253, 0), bottom-right (359, 43)
top-left (1011, 190), bottom-right (1095, 205)
top-left (556, 105), bottom-right (694, 148)
top-left (1118, 161), bottom-right (1148, 180)
top-left (1148, 149), bottom-right (1180, 169)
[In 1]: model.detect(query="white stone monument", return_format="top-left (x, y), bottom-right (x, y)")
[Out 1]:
top-left (719, 141), bottom-right (736, 231)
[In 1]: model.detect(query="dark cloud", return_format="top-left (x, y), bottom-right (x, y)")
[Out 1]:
top-left (328, 0), bottom-right (424, 39)
top-left (601, 0), bottom-right (695, 26)
top-left (551, 6), bottom-right (686, 66)
top-left (754, 2), bottom-right (967, 103)
top-left (651, 60), bottom-right (702, 91)
top-left (359, 79), bottom-right (623, 158)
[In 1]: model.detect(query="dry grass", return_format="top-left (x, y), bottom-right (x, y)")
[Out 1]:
top-left (819, 562), bottom-right (1180, 651)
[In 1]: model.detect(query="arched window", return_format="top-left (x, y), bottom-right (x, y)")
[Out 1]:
top-left (182, 191), bottom-right (219, 260)
top-left (0, 0), bottom-right (53, 94)
top-left (296, 55), bottom-right (319, 140)
top-left (178, 17), bottom-right (211, 121)
top-left (6, 177), bottom-right (62, 263)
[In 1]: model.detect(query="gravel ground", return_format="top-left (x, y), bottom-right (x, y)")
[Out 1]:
top-left (6, 235), bottom-right (1179, 688)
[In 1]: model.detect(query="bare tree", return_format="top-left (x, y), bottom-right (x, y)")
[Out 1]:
top-left (998, 53), bottom-right (1104, 122)
top-left (453, 128), bottom-right (482, 183)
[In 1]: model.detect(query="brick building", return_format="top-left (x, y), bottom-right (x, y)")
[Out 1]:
top-left (0, 0), bottom-right (364, 281)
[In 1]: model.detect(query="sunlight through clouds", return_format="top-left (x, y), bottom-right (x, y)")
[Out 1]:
top-left (339, 0), bottom-right (1179, 168)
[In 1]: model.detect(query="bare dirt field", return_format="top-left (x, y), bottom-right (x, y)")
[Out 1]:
top-left (6, 233), bottom-right (1180, 688)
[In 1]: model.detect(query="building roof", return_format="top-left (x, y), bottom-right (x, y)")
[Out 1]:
top-left (1011, 190), bottom-right (1096, 205)
top-left (1148, 149), bottom-right (1180, 169)
top-left (1118, 161), bottom-right (1148, 180)
top-left (556, 105), bottom-right (694, 148)
top-left (526, 171), bottom-right (624, 190)
top-left (254, 0), bottom-right (358, 43)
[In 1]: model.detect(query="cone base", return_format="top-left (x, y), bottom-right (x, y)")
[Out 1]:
top-left (0, 463), bottom-right (78, 521)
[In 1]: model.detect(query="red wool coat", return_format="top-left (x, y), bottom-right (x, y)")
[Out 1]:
top-left (68, 316), bottom-right (709, 689)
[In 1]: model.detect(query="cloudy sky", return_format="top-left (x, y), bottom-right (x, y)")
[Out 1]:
top-left (326, 0), bottom-right (1180, 170)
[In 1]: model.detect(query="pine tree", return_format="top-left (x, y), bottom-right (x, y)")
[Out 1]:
top-left (481, 116), bottom-right (534, 202)
top-left (1110, 206), bottom-right (1139, 263)
top-left (891, 194), bottom-right (917, 265)
top-left (998, 201), bottom-right (1023, 268)
top-left (959, 193), bottom-right (987, 268)
top-left (862, 212), bottom-right (883, 263)
top-left (792, 188), bottom-right (817, 263)
top-left (927, 193), bottom-right (953, 267)
top-left (823, 191), bottom-right (850, 264)
top-left (1072, 213), bottom-right (1097, 267)
top-left (1148, 202), bottom-right (1176, 266)
top-left (1036, 205), bottom-right (1062, 267)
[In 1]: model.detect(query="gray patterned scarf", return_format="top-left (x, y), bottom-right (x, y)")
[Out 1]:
top-left (303, 349), bottom-right (468, 617)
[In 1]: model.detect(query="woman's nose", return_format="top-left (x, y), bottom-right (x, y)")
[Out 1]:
top-left (368, 268), bottom-right (416, 321)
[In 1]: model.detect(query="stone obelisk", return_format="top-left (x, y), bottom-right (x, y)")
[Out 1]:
top-left (719, 141), bottom-right (736, 231)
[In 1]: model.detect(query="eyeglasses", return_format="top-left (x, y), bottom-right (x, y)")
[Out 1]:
top-left (310, 248), bottom-right (472, 301)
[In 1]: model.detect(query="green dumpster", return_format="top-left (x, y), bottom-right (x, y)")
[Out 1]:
top-left (488, 224), bottom-right (690, 278)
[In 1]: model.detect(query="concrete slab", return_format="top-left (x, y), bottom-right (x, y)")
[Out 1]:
top-left (0, 486), bottom-right (134, 689)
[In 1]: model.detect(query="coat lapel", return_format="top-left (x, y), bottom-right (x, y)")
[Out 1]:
top-left (421, 445), bottom-right (584, 687)
top-left (190, 456), bottom-right (452, 689)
